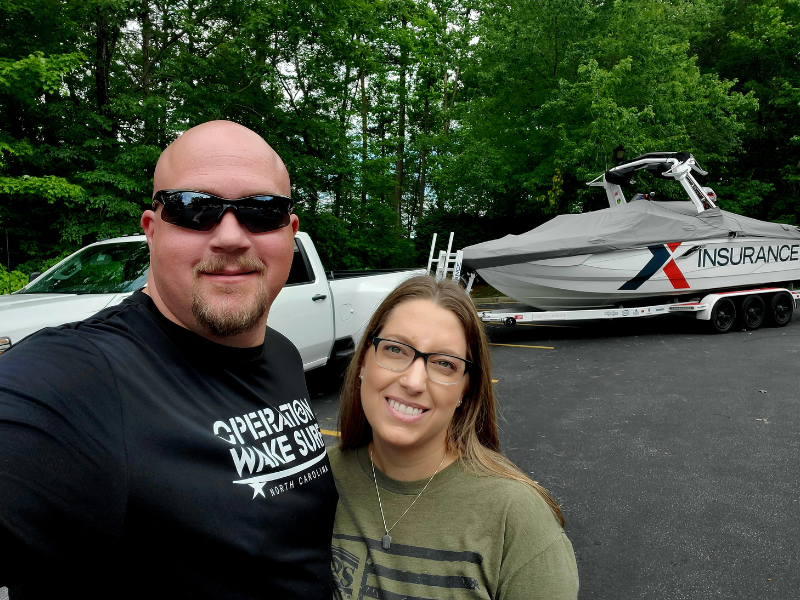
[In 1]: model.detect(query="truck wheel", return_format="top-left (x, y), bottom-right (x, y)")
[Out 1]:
top-left (504, 317), bottom-right (517, 327)
top-left (766, 292), bottom-right (793, 327)
top-left (740, 295), bottom-right (765, 330)
top-left (709, 298), bottom-right (736, 333)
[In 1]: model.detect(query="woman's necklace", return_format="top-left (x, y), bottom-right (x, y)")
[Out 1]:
top-left (369, 445), bottom-right (448, 550)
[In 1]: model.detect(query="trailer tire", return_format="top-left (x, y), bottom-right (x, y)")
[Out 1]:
top-left (504, 317), bottom-right (517, 327)
top-left (709, 298), bottom-right (736, 333)
top-left (740, 295), bottom-right (766, 330)
top-left (766, 292), bottom-right (793, 327)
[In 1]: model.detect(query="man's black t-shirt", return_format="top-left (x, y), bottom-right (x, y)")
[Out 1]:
top-left (0, 291), bottom-right (338, 599)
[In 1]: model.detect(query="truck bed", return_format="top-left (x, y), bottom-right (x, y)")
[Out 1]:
top-left (327, 268), bottom-right (427, 345)
top-left (327, 268), bottom-right (422, 280)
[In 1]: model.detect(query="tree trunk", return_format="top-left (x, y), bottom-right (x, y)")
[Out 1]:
top-left (378, 115), bottom-right (387, 207)
top-left (360, 67), bottom-right (368, 205)
top-left (418, 79), bottom-right (431, 225)
top-left (417, 152), bottom-right (426, 224)
top-left (340, 64), bottom-right (352, 125)
top-left (393, 15), bottom-right (407, 227)
top-left (443, 67), bottom-right (459, 136)
top-left (139, 1), bottom-right (153, 142)
top-left (333, 64), bottom-right (354, 219)
top-left (95, 10), bottom-right (112, 118)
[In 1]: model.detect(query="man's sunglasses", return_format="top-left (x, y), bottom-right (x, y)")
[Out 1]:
top-left (152, 190), bottom-right (294, 234)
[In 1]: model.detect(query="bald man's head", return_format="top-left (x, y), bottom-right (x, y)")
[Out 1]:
top-left (141, 120), bottom-right (299, 347)
top-left (153, 120), bottom-right (291, 198)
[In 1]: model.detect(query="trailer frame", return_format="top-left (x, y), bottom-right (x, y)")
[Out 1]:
top-left (478, 287), bottom-right (800, 333)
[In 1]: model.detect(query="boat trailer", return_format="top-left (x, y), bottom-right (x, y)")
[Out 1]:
top-left (477, 287), bottom-right (800, 334)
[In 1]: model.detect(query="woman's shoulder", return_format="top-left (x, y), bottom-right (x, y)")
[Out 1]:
top-left (457, 468), bottom-right (571, 573)
top-left (326, 444), bottom-right (359, 462)
top-left (456, 464), bottom-right (565, 534)
top-left (326, 444), bottom-right (342, 462)
top-left (326, 445), bottom-right (365, 482)
top-left (326, 444), bottom-right (346, 469)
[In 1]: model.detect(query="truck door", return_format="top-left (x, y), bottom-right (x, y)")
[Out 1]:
top-left (267, 238), bottom-right (335, 370)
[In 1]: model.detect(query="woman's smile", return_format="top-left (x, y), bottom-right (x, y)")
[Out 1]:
top-left (385, 395), bottom-right (428, 419)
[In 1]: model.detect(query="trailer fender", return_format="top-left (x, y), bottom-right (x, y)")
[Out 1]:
top-left (696, 288), bottom-right (798, 321)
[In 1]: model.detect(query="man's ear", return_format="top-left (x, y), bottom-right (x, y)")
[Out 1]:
top-left (290, 214), bottom-right (299, 236)
top-left (141, 210), bottom-right (157, 248)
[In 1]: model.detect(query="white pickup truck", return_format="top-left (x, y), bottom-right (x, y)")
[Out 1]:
top-left (0, 232), bottom-right (426, 371)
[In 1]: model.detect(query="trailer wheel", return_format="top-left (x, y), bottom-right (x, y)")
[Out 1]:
top-left (766, 292), bottom-right (793, 327)
top-left (709, 298), bottom-right (736, 333)
top-left (504, 317), bottom-right (517, 327)
top-left (740, 295), bottom-right (766, 330)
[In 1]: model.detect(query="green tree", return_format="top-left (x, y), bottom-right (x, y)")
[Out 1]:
top-left (428, 0), bottom-right (756, 238)
top-left (695, 0), bottom-right (800, 224)
top-left (2, 0), bottom-right (795, 282)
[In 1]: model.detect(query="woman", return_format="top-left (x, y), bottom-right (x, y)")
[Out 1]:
top-left (328, 276), bottom-right (578, 599)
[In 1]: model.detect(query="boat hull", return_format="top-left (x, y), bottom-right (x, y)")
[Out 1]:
top-left (478, 238), bottom-right (800, 310)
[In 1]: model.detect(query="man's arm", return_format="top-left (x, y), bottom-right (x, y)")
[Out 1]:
top-left (0, 330), bottom-right (127, 590)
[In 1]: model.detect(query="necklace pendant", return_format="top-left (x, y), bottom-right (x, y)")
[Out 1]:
top-left (382, 534), bottom-right (392, 550)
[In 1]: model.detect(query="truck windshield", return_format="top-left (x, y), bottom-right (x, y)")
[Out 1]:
top-left (21, 241), bottom-right (150, 294)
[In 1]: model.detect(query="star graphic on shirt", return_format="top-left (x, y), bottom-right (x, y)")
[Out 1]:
top-left (249, 481), bottom-right (267, 498)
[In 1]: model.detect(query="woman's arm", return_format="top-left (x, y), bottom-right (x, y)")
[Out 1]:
top-left (495, 483), bottom-right (579, 599)
top-left (497, 532), bottom-right (579, 599)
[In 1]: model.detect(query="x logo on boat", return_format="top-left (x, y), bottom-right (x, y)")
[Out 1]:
top-left (619, 243), bottom-right (690, 291)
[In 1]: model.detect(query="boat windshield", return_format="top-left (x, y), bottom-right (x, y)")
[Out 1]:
top-left (20, 241), bottom-right (150, 294)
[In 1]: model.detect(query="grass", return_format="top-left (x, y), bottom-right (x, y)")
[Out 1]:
top-left (469, 283), bottom-right (504, 298)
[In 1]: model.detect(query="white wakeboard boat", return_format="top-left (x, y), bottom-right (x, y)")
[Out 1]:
top-left (462, 152), bottom-right (800, 310)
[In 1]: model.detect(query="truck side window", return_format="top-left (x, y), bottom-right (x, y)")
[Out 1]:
top-left (285, 239), bottom-right (315, 286)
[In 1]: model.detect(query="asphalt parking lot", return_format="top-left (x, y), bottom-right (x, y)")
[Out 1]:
top-left (307, 308), bottom-right (800, 600)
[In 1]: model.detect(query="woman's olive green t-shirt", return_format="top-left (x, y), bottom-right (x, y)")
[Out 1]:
top-left (328, 445), bottom-right (579, 600)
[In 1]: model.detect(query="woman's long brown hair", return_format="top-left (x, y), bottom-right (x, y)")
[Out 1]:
top-left (338, 275), bottom-right (565, 527)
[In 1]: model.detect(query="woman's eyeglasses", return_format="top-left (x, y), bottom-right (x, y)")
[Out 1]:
top-left (371, 337), bottom-right (473, 385)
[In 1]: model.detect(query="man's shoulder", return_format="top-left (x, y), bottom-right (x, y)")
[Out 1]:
top-left (0, 306), bottom-right (143, 431)
top-left (262, 325), bottom-right (304, 365)
top-left (13, 290), bottom-right (152, 344)
top-left (58, 290), bottom-right (154, 338)
top-left (0, 292), bottom-right (156, 383)
top-left (264, 325), bottom-right (299, 349)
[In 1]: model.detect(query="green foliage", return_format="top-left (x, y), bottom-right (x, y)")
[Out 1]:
top-left (694, 0), bottom-right (800, 223)
top-left (2, 0), bottom-right (798, 274)
top-left (298, 201), bottom-right (416, 270)
top-left (0, 262), bottom-right (28, 294)
top-left (0, 51), bottom-right (85, 100)
top-left (0, 176), bottom-right (84, 203)
top-left (450, 0), bottom-right (760, 221)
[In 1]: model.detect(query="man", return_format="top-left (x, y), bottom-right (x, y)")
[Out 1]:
top-left (0, 121), bottom-right (337, 599)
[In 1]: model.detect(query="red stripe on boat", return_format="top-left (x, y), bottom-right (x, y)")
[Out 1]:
top-left (663, 259), bottom-right (690, 289)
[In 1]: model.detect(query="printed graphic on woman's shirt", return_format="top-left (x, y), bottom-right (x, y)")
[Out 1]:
top-left (211, 397), bottom-right (328, 498)
top-left (331, 533), bottom-right (485, 600)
